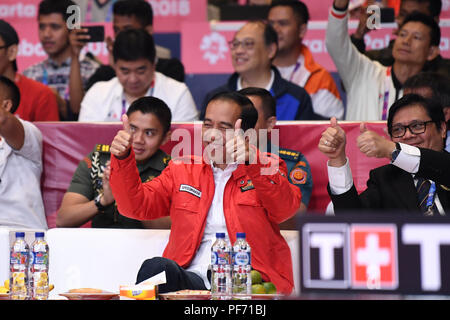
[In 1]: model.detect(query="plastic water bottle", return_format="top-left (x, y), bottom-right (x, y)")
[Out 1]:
top-left (9, 232), bottom-right (30, 300)
top-left (232, 232), bottom-right (251, 299)
top-left (30, 232), bottom-right (49, 300)
top-left (210, 233), bottom-right (231, 300)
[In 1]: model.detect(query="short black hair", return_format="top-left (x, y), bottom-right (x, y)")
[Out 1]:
top-left (206, 91), bottom-right (258, 131)
top-left (126, 96), bottom-right (172, 134)
top-left (387, 93), bottom-right (445, 136)
top-left (404, 72), bottom-right (450, 109)
top-left (113, 28), bottom-right (156, 64)
top-left (38, 0), bottom-right (77, 21)
top-left (238, 87), bottom-right (276, 119)
top-left (269, 0), bottom-right (310, 25)
top-left (402, 0), bottom-right (442, 19)
top-left (261, 20), bottom-right (278, 48)
top-left (400, 11), bottom-right (441, 46)
top-left (113, 0), bottom-right (153, 27)
top-left (0, 76), bottom-right (21, 114)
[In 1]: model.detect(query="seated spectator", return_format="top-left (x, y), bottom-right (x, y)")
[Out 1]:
top-left (0, 76), bottom-right (47, 230)
top-left (23, 0), bottom-right (100, 121)
top-left (239, 87), bottom-right (313, 228)
top-left (79, 29), bottom-right (198, 122)
top-left (57, 96), bottom-right (172, 229)
top-left (109, 91), bottom-right (301, 294)
top-left (0, 20), bottom-right (59, 122)
top-left (327, 0), bottom-right (441, 120)
top-left (319, 94), bottom-right (449, 215)
top-left (201, 20), bottom-right (320, 121)
top-left (87, 0), bottom-right (185, 89)
top-left (351, 0), bottom-right (449, 78)
top-left (268, 0), bottom-right (344, 119)
top-left (403, 72), bottom-right (450, 152)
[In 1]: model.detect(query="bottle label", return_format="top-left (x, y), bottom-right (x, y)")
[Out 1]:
top-left (211, 251), bottom-right (230, 265)
top-left (10, 251), bottom-right (28, 265)
top-left (32, 252), bottom-right (49, 266)
top-left (233, 252), bottom-right (250, 266)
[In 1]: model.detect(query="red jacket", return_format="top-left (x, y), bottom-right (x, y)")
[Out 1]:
top-left (110, 151), bottom-right (301, 294)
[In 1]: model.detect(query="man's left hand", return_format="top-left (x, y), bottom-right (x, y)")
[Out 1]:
top-left (225, 119), bottom-right (256, 164)
top-left (357, 122), bottom-right (396, 159)
top-left (69, 28), bottom-right (90, 57)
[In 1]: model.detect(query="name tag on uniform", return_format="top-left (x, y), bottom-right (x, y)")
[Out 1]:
top-left (179, 184), bottom-right (202, 198)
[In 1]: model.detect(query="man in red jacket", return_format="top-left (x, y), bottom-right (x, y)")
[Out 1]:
top-left (109, 91), bottom-right (301, 295)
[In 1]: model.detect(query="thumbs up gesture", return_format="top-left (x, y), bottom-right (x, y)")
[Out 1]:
top-left (318, 117), bottom-right (347, 167)
top-left (225, 119), bottom-right (255, 164)
top-left (110, 114), bottom-right (133, 159)
top-left (356, 122), bottom-right (396, 159)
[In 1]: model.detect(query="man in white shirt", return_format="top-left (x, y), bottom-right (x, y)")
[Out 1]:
top-left (79, 29), bottom-right (198, 122)
top-left (319, 94), bottom-right (449, 215)
top-left (0, 76), bottom-right (47, 230)
top-left (327, 0), bottom-right (441, 121)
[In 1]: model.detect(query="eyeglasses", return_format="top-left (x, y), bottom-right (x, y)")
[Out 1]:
top-left (390, 120), bottom-right (434, 138)
top-left (228, 38), bottom-right (255, 51)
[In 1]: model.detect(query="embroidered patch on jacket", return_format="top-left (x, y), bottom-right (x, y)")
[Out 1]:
top-left (179, 184), bottom-right (202, 198)
top-left (240, 180), bottom-right (255, 192)
top-left (290, 167), bottom-right (307, 184)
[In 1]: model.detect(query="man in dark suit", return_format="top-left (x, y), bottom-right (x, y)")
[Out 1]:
top-left (318, 94), bottom-right (449, 215)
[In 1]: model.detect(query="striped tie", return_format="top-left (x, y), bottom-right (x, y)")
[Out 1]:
top-left (416, 177), bottom-right (437, 216)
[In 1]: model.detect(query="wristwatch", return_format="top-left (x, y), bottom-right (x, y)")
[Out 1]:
top-left (391, 142), bottom-right (401, 162)
top-left (94, 194), bottom-right (107, 212)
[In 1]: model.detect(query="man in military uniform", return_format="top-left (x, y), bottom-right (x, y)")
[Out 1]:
top-left (56, 96), bottom-right (172, 228)
top-left (239, 87), bottom-right (313, 229)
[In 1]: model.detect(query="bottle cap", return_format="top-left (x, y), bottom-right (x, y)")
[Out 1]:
top-left (15, 232), bottom-right (25, 238)
top-left (236, 232), bottom-right (246, 238)
top-left (35, 232), bottom-right (45, 238)
top-left (216, 232), bottom-right (225, 238)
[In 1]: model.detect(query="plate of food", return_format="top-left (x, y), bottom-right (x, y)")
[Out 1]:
top-left (59, 288), bottom-right (119, 300)
top-left (159, 289), bottom-right (211, 300)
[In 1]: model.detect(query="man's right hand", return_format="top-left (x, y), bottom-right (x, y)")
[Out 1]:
top-left (318, 117), bottom-right (347, 167)
top-left (110, 114), bottom-right (133, 159)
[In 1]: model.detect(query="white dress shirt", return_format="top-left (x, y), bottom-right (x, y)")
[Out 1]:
top-left (186, 163), bottom-right (238, 289)
top-left (79, 71), bottom-right (198, 122)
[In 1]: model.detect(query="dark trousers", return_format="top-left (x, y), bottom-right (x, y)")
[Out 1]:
top-left (136, 257), bottom-right (208, 293)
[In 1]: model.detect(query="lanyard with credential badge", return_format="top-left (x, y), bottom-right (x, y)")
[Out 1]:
top-left (289, 61), bottom-right (301, 82)
top-left (424, 181), bottom-right (437, 216)
top-left (381, 67), bottom-right (392, 121)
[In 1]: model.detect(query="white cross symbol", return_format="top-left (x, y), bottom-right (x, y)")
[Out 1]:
top-left (356, 233), bottom-right (390, 283)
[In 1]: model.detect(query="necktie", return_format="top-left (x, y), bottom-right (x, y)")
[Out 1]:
top-left (416, 177), bottom-right (438, 216)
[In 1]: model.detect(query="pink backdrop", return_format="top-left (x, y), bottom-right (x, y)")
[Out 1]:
top-left (35, 121), bottom-right (389, 228)
top-left (4, 0), bottom-right (450, 74)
